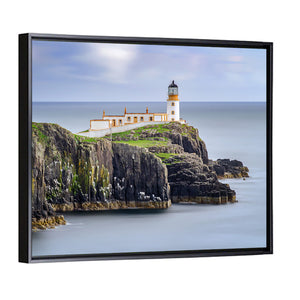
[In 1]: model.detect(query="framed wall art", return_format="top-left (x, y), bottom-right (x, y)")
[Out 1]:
top-left (19, 33), bottom-right (273, 263)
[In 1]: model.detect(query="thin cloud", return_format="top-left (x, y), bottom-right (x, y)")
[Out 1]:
top-left (73, 43), bottom-right (139, 84)
top-left (32, 41), bottom-right (266, 102)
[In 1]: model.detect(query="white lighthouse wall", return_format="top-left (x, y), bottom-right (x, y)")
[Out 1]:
top-left (167, 101), bottom-right (180, 121)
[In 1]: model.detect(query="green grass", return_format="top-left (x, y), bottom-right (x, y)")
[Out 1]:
top-left (133, 124), bottom-right (170, 134)
top-left (113, 139), bottom-right (168, 148)
top-left (110, 123), bottom-right (172, 140)
top-left (32, 123), bottom-right (50, 144)
top-left (111, 130), bottom-right (132, 138)
top-left (110, 123), bottom-right (204, 142)
top-left (154, 153), bottom-right (183, 165)
top-left (74, 134), bottom-right (101, 143)
top-left (154, 153), bottom-right (177, 160)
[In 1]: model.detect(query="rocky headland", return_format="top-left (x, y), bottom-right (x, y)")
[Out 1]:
top-left (32, 122), bottom-right (249, 229)
top-left (209, 159), bottom-right (249, 179)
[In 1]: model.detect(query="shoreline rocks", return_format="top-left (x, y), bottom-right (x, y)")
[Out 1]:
top-left (32, 215), bottom-right (66, 231)
top-left (52, 199), bottom-right (172, 212)
top-left (209, 159), bottom-right (249, 179)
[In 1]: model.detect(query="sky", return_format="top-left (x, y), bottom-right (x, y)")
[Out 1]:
top-left (32, 40), bottom-right (266, 102)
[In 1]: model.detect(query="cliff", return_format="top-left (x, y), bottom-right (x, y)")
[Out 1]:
top-left (110, 123), bottom-right (242, 204)
top-left (32, 123), bottom-right (170, 229)
top-left (32, 122), bottom-right (248, 229)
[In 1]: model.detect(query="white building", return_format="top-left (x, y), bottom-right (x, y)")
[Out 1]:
top-left (89, 81), bottom-right (185, 132)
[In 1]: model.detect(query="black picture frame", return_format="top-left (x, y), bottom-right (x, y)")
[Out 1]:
top-left (19, 33), bottom-right (273, 263)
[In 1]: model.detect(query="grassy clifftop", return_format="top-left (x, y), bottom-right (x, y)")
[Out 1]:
top-left (109, 123), bottom-right (202, 142)
top-left (107, 122), bottom-right (208, 165)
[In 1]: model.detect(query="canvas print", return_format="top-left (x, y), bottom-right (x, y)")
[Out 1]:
top-left (31, 40), bottom-right (267, 257)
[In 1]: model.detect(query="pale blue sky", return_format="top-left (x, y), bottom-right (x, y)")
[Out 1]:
top-left (32, 40), bottom-right (266, 102)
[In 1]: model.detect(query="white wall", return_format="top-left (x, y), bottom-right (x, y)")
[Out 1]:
top-left (167, 100), bottom-right (180, 121)
top-left (90, 120), bottom-right (110, 130)
top-left (103, 116), bottom-right (125, 126)
top-left (124, 114), bottom-right (152, 123)
top-left (2, 1), bottom-right (300, 300)
top-left (103, 114), bottom-right (156, 124)
top-left (82, 121), bottom-right (169, 137)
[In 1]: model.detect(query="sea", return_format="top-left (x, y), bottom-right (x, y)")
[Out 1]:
top-left (32, 102), bottom-right (266, 256)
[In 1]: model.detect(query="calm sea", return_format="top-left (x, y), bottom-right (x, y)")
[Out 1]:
top-left (32, 102), bottom-right (266, 256)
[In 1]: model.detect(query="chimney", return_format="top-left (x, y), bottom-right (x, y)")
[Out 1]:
top-left (103, 110), bottom-right (105, 118)
top-left (146, 107), bottom-right (149, 114)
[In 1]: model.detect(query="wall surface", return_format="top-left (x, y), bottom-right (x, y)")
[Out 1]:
top-left (85, 121), bottom-right (169, 137)
top-left (90, 119), bottom-right (110, 130)
top-left (167, 100), bottom-right (180, 121)
top-left (2, 1), bottom-right (300, 300)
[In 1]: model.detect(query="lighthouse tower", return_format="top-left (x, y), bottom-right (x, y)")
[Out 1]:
top-left (167, 80), bottom-right (180, 122)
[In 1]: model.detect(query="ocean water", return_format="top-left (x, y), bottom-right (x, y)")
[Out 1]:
top-left (32, 102), bottom-right (266, 256)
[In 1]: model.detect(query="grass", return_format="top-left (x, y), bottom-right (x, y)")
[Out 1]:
top-left (154, 153), bottom-right (183, 165)
top-left (154, 153), bottom-right (177, 160)
top-left (111, 130), bottom-right (132, 138)
top-left (32, 123), bottom-right (50, 144)
top-left (110, 123), bottom-right (173, 140)
top-left (133, 124), bottom-right (171, 134)
top-left (113, 139), bottom-right (168, 148)
top-left (74, 134), bottom-right (102, 143)
top-left (110, 123), bottom-right (204, 142)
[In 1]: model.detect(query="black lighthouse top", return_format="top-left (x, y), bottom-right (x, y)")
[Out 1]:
top-left (168, 80), bottom-right (178, 88)
top-left (168, 80), bottom-right (178, 96)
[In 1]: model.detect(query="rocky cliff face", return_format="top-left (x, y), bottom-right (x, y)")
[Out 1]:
top-left (112, 122), bottom-right (209, 164)
top-left (32, 123), bottom-right (171, 226)
top-left (32, 122), bottom-right (248, 229)
top-left (164, 154), bottom-right (236, 204)
top-left (209, 159), bottom-right (249, 179)
top-left (110, 123), bottom-right (247, 205)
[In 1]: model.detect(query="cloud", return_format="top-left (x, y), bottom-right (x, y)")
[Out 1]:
top-left (226, 55), bottom-right (244, 62)
top-left (74, 43), bottom-right (139, 84)
top-left (32, 41), bottom-right (266, 102)
top-left (73, 44), bottom-right (210, 85)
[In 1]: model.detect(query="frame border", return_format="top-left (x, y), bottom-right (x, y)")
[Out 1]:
top-left (19, 33), bottom-right (273, 263)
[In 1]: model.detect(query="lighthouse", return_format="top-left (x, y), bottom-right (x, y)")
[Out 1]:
top-left (167, 80), bottom-right (180, 121)
top-left (88, 80), bottom-right (186, 134)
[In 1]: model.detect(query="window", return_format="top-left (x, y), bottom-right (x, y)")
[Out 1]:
top-left (112, 119), bottom-right (116, 127)
top-left (119, 119), bottom-right (122, 125)
top-left (127, 116), bottom-right (131, 122)
top-left (172, 118), bottom-right (175, 121)
top-left (140, 116), bottom-right (144, 122)
top-left (150, 116), bottom-right (153, 121)
top-left (171, 102), bottom-right (175, 106)
top-left (171, 110), bottom-right (175, 115)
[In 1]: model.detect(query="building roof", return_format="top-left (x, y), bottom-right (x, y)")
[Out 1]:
top-left (168, 80), bottom-right (178, 88)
